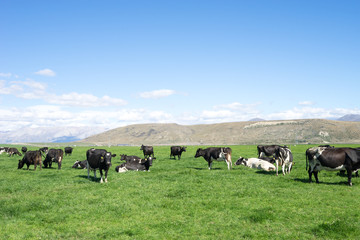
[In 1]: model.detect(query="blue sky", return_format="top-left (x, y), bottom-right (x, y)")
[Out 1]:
top-left (1, 0), bottom-right (359, 131)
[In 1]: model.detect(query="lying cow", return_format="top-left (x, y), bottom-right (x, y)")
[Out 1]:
top-left (170, 146), bottom-right (186, 160)
top-left (86, 148), bottom-right (115, 183)
top-left (236, 157), bottom-right (276, 171)
top-left (194, 147), bottom-right (232, 170)
top-left (43, 149), bottom-right (64, 169)
top-left (18, 150), bottom-right (42, 170)
top-left (306, 146), bottom-right (360, 186)
top-left (120, 154), bottom-right (142, 163)
top-left (115, 156), bottom-right (154, 173)
top-left (72, 160), bottom-right (88, 169)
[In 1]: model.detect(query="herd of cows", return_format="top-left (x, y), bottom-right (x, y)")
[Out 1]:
top-left (1, 144), bottom-right (360, 186)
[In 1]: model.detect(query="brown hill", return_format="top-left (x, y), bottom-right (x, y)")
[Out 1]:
top-left (78, 119), bottom-right (360, 146)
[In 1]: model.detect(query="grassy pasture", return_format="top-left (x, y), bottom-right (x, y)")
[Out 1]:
top-left (1, 144), bottom-right (360, 239)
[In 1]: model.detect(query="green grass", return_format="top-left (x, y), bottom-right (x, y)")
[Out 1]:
top-left (1, 144), bottom-right (360, 239)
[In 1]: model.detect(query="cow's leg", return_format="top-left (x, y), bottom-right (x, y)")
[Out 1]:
top-left (208, 161), bottom-right (212, 170)
top-left (275, 159), bottom-right (279, 176)
top-left (288, 162), bottom-right (292, 174)
top-left (87, 161), bottom-right (90, 179)
top-left (347, 169), bottom-right (352, 186)
top-left (100, 169), bottom-right (104, 183)
top-left (259, 152), bottom-right (265, 158)
top-left (313, 171), bottom-right (319, 183)
top-left (104, 170), bottom-right (108, 183)
top-left (308, 169), bottom-right (313, 183)
top-left (58, 157), bottom-right (62, 169)
top-left (282, 163), bottom-right (286, 175)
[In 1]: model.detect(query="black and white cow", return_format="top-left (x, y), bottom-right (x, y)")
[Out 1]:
top-left (64, 147), bottom-right (73, 156)
top-left (120, 154), bottom-right (142, 163)
top-left (0, 147), bottom-right (9, 154)
top-left (86, 149), bottom-right (114, 183)
top-left (194, 147), bottom-right (232, 170)
top-left (18, 150), bottom-right (42, 170)
top-left (306, 146), bottom-right (360, 186)
top-left (257, 145), bottom-right (287, 159)
top-left (115, 156), bottom-right (154, 173)
top-left (72, 160), bottom-right (88, 169)
top-left (274, 147), bottom-right (293, 176)
top-left (140, 145), bottom-right (154, 158)
top-left (43, 149), bottom-right (64, 169)
top-left (235, 157), bottom-right (276, 171)
top-left (170, 146), bottom-right (186, 160)
top-left (7, 147), bottom-right (22, 157)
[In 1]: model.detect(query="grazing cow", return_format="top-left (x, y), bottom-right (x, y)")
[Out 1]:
top-left (43, 149), bottom-right (64, 169)
top-left (7, 147), bottom-right (22, 157)
top-left (72, 160), bottom-right (88, 169)
top-left (21, 146), bottom-right (28, 154)
top-left (306, 147), bottom-right (360, 186)
top-left (194, 147), bottom-right (232, 170)
top-left (275, 147), bottom-right (293, 176)
top-left (86, 149), bottom-right (114, 183)
top-left (64, 147), bottom-right (73, 156)
top-left (115, 156), bottom-right (154, 173)
top-left (235, 157), bottom-right (276, 171)
top-left (170, 146), bottom-right (187, 160)
top-left (18, 150), bottom-right (42, 170)
top-left (140, 145), bottom-right (154, 158)
top-left (257, 145), bottom-right (287, 158)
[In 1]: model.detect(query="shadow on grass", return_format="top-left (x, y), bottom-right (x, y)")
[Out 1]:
top-left (189, 167), bottom-right (222, 171)
top-left (78, 174), bottom-right (99, 182)
top-left (254, 170), bottom-right (276, 175)
top-left (293, 178), bottom-right (349, 186)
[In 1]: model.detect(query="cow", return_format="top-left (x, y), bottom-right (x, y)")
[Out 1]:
top-left (115, 156), bottom-right (154, 173)
top-left (275, 147), bottom-right (293, 176)
top-left (72, 160), bottom-right (88, 169)
top-left (18, 150), bottom-right (42, 170)
top-left (21, 146), bottom-right (28, 154)
top-left (0, 147), bottom-right (9, 154)
top-left (64, 147), bottom-right (73, 156)
top-left (43, 149), bottom-right (64, 169)
top-left (170, 146), bottom-right (186, 160)
top-left (86, 149), bottom-right (114, 183)
top-left (140, 145), bottom-right (154, 158)
top-left (235, 157), bottom-right (276, 171)
top-left (120, 154), bottom-right (142, 163)
top-left (7, 147), bottom-right (22, 157)
top-left (259, 156), bottom-right (276, 164)
top-left (306, 146), bottom-right (360, 186)
top-left (194, 147), bottom-right (232, 170)
top-left (257, 145), bottom-right (287, 159)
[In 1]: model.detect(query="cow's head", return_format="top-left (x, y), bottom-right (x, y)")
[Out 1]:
top-left (72, 160), bottom-right (81, 168)
top-left (194, 148), bottom-right (203, 158)
top-left (235, 157), bottom-right (245, 166)
top-left (101, 152), bottom-right (112, 166)
top-left (182, 147), bottom-right (187, 152)
top-left (18, 160), bottom-right (24, 169)
top-left (140, 145), bottom-right (144, 150)
top-left (120, 154), bottom-right (127, 161)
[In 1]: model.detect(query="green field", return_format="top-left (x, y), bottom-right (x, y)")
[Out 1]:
top-left (1, 144), bottom-right (360, 239)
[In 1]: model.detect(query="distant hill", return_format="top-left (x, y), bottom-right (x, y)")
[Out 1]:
top-left (337, 114), bottom-right (360, 122)
top-left (79, 119), bottom-right (360, 145)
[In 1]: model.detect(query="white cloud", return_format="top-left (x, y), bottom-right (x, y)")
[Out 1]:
top-left (47, 93), bottom-right (127, 107)
top-left (0, 72), bottom-right (12, 77)
top-left (299, 101), bottom-right (314, 106)
top-left (139, 89), bottom-right (176, 99)
top-left (34, 68), bottom-right (56, 77)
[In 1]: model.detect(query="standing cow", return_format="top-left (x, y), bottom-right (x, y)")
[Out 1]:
top-left (194, 147), bottom-right (232, 170)
top-left (64, 147), bottom-right (73, 156)
top-left (170, 146), bottom-right (186, 160)
top-left (275, 147), bottom-right (293, 176)
top-left (43, 149), bottom-right (64, 169)
top-left (18, 150), bottom-right (42, 170)
top-left (86, 149), bottom-right (114, 183)
top-left (306, 147), bottom-right (360, 186)
top-left (7, 147), bottom-right (22, 157)
top-left (257, 145), bottom-right (287, 159)
top-left (140, 145), bottom-right (154, 158)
